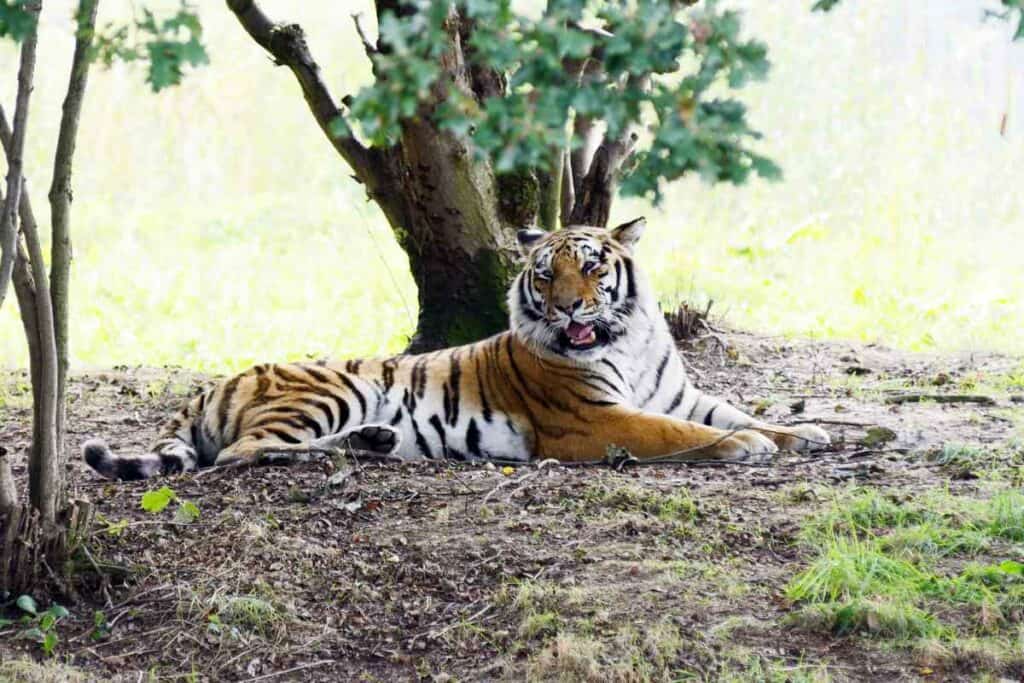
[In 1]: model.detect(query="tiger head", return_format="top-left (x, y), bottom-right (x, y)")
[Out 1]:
top-left (509, 217), bottom-right (652, 361)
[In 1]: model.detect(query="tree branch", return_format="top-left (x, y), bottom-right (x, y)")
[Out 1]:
top-left (568, 74), bottom-right (647, 227)
top-left (225, 0), bottom-right (384, 185)
top-left (49, 0), bottom-right (100, 461)
top-left (0, 2), bottom-right (40, 311)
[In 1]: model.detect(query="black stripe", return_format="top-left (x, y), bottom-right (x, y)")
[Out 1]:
top-left (330, 370), bottom-right (367, 417)
top-left (382, 358), bottom-right (398, 392)
top-left (653, 346), bottom-right (671, 385)
top-left (410, 357), bottom-right (429, 400)
top-left (476, 364), bottom-right (493, 423)
top-left (428, 414), bottom-right (448, 458)
top-left (412, 419), bottom-right (433, 459)
top-left (600, 359), bottom-right (626, 385)
top-left (624, 257), bottom-right (637, 299)
top-left (389, 407), bottom-right (403, 425)
top-left (297, 396), bottom-right (337, 432)
top-left (448, 352), bottom-right (461, 426)
top-left (505, 336), bottom-right (552, 410)
top-left (442, 384), bottom-right (453, 425)
top-left (402, 387), bottom-right (416, 413)
top-left (290, 411), bottom-right (324, 438)
top-left (703, 405), bottom-right (717, 427)
top-left (264, 427), bottom-right (303, 444)
top-left (666, 386), bottom-right (685, 413)
top-left (466, 418), bottom-right (483, 459)
top-left (345, 359), bottom-right (363, 374)
top-left (217, 375), bottom-right (243, 442)
top-left (613, 260), bottom-right (623, 299)
top-left (303, 365), bottom-right (330, 384)
top-left (275, 366), bottom-right (311, 385)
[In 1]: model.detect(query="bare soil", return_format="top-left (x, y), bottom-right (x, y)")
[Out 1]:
top-left (0, 330), bottom-right (1021, 682)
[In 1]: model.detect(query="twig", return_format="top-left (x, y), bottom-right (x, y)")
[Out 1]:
top-left (884, 393), bottom-right (997, 406)
top-left (351, 13), bottom-right (377, 56)
top-left (241, 660), bottom-right (335, 682)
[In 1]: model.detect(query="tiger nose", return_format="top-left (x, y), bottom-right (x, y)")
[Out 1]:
top-left (557, 299), bottom-right (584, 314)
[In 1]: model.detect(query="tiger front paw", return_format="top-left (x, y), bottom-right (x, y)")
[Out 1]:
top-left (714, 429), bottom-right (778, 464)
top-left (770, 424), bottom-right (831, 453)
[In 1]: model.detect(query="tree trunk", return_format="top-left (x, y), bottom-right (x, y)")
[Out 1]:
top-left (228, 0), bottom-right (538, 352)
top-left (49, 0), bottom-right (100, 461)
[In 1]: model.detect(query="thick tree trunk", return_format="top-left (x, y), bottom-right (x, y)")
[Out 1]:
top-left (228, 0), bottom-right (537, 352)
top-left (371, 120), bottom-right (529, 352)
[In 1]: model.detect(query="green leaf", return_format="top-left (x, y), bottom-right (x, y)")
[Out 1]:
top-left (47, 605), bottom-right (69, 620)
top-left (174, 500), bottom-right (200, 523)
top-left (41, 630), bottom-right (58, 656)
top-left (998, 560), bottom-right (1024, 575)
top-left (16, 594), bottom-right (37, 616)
top-left (141, 486), bottom-right (177, 514)
top-left (18, 626), bottom-right (44, 642)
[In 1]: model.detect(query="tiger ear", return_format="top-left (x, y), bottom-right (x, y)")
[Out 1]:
top-left (516, 228), bottom-right (547, 256)
top-left (610, 217), bottom-right (646, 249)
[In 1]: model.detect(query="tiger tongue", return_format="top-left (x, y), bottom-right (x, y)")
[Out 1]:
top-left (566, 322), bottom-right (595, 343)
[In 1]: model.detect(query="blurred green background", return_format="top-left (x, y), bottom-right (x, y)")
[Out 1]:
top-left (1, 1), bottom-right (1021, 373)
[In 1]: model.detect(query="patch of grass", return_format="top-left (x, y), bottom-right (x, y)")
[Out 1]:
top-left (791, 597), bottom-right (944, 639)
top-left (0, 659), bottom-right (91, 683)
top-left (582, 483), bottom-right (700, 523)
top-left (519, 612), bottom-right (561, 640)
top-left (983, 490), bottom-right (1024, 542)
top-left (787, 534), bottom-right (925, 604)
top-left (925, 443), bottom-right (1024, 480)
top-left (212, 594), bottom-right (281, 634)
top-left (522, 620), bottom-right (687, 683)
top-left (718, 656), bottom-right (833, 683)
top-left (787, 484), bottom-right (1024, 676)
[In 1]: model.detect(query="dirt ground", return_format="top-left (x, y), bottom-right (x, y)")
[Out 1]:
top-left (1, 329), bottom-right (1022, 682)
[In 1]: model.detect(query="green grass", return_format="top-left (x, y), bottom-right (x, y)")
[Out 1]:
top-left (787, 486), bottom-right (1024, 670)
top-left (1, 2), bottom-right (1022, 373)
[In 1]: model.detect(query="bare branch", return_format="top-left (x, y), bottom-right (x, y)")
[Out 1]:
top-left (560, 150), bottom-right (575, 225)
top-left (0, 3), bottom-right (40, 311)
top-left (570, 114), bottom-right (601, 198)
top-left (568, 128), bottom-right (640, 227)
top-left (49, 0), bottom-right (100, 461)
top-left (351, 12), bottom-right (378, 58)
top-left (226, 0), bottom-right (384, 184)
top-left (568, 74), bottom-right (647, 227)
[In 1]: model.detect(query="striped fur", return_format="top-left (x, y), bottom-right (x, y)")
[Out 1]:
top-left (83, 218), bottom-right (829, 480)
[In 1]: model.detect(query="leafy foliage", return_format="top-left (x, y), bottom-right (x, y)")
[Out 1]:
top-left (90, 1), bottom-right (208, 92)
top-left (0, 0), bottom-right (35, 41)
top-left (140, 485), bottom-right (201, 522)
top-left (341, 0), bottom-right (778, 202)
top-left (0, 596), bottom-right (69, 657)
top-left (1, 0), bottom-right (207, 91)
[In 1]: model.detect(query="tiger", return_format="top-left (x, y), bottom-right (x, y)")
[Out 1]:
top-left (83, 217), bottom-right (829, 481)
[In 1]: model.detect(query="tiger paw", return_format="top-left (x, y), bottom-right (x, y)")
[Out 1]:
top-left (771, 424), bottom-right (831, 453)
top-left (715, 429), bottom-right (778, 463)
top-left (341, 424), bottom-right (401, 454)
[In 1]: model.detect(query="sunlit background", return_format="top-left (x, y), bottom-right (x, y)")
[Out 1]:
top-left (1, 1), bottom-right (1022, 372)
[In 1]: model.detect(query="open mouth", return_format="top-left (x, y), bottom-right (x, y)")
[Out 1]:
top-left (561, 321), bottom-right (600, 350)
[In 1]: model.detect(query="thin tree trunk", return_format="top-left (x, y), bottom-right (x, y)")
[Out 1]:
top-left (0, 3), bottom-right (39, 310)
top-left (49, 0), bottom-right (100, 462)
top-left (0, 108), bottom-right (59, 527)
